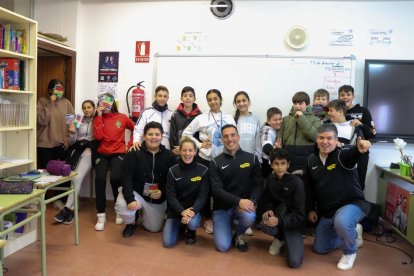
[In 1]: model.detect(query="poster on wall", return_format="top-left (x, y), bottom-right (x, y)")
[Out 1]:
top-left (97, 83), bottom-right (118, 98)
top-left (368, 29), bottom-right (393, 46)
top-left (329, 29), bottom-right (353, 46)
top-left (98, 51), bottom-right (119, 98)
top-left (135, 41), bottom-right (150, 63)
top-left (385, 182), bottom-right (409, 235)
top-left (176, 32), bottom-right (208, 52)
top-left (98, 51), bottom-right (119, 82)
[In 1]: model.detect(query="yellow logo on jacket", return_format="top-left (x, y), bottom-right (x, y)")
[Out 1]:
top-left (327, 164), bottom-right (336, 170)
top-left (191, 176), bottom-right (201, 182)
top-left (240, 163), bottom-right (251, 169)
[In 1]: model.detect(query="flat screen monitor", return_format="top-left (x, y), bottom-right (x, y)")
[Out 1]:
top-left (364, 60), bottom-right (414, 142)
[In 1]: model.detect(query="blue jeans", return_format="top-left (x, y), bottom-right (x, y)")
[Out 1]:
top-left (163, 213), bottom-right (201, 248)
top-left (212, 207), bottom-right (256, 252)
top-left (313, 204), bottom-right (365, 255)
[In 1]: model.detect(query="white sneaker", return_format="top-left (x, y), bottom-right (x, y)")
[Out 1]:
top-left (356, 223), bottom-right (363, 248)
top-left (115, 214), bottom-right (123, 225)
top-left (204, 220), bottom-right (213, 234)
top-left (268, 238), bottom-right (284, 255)
top-left (337, 253), bottom-right (357, 270)
top-left (95, 213), bottom-right (106, 231)
top-left (244, 227), bottom-right (253, 236)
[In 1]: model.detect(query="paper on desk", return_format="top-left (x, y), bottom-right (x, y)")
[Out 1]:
top-left (34, 175), bottom-right (62, 183)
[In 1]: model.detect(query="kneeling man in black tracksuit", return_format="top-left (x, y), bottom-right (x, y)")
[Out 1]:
top-left (306, 123), bottom-right (371, 271)
top-left (210, 124), bottom-right (263, 252)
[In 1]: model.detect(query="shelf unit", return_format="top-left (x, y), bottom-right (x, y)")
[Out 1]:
top-left (376, 166), bottom-right (414, 245)
top-left (0, 7), bottom-right (37, 257)
top-left (0, 7), bottom-right (37, 178)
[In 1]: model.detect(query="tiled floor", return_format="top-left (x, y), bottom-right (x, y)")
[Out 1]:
top-left (3, 198), bottom-right (414, 275)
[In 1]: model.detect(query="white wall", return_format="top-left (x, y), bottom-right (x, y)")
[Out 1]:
top-left (34, 0), bottom-right (79, 47)
top-left (33, 0), bottom-right (414, 200)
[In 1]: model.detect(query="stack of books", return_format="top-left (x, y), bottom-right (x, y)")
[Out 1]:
top-left (0, 23), bottom-right (27, 54)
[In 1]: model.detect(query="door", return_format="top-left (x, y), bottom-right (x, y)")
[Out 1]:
top-left (37, 38), bottom-right (76, 108)
top-left (37, 55), bottom-right (66, 100)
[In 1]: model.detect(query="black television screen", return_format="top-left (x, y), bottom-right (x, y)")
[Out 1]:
top-left (364, 60), bottom-right (414, 142)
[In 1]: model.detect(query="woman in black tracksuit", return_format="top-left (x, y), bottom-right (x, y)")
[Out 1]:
top-left (163, 137), bottom-right (209, 247)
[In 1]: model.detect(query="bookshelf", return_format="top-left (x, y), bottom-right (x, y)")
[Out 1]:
top-left (0, 7), bottom-right (37, 257)
top-left (0, 7), bottom-right (37, 178)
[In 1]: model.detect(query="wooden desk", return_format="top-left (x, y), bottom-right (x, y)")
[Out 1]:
top-left (0, 189), bottom-right (46, 276)
top-left (376, 165), bottom-right (414, 245)
top-left (34, 172), bottom-right (79, 246)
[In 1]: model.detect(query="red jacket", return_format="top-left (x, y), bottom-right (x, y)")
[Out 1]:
top-left (93, 112), bottom-right (135, 155)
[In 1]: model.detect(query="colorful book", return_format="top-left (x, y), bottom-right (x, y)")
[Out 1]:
top-left (0, 23), bottom-right (4, 49)
top-left (65, 114), bottom-right (75, 125)
top-left (98, 94), bottom-right (115, 111)
top-left (0, 58), bottom-right (20, 90)
top-left (0, 67), bottom-right (4, 89)
top-left (10, 29), bottom-right (16, 52)
top-left (3, 24), bottom-right (10, 51)
top-left (15, 29), bottom-right (22, 53)
top-left (20, 29), bottom-right (27, 54)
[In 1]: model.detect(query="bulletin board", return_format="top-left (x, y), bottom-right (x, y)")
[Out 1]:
top-left (153, 54), bottom-right (356, 123)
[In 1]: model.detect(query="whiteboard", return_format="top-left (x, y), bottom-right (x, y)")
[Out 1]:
top-left (153, 54), bottom-right (356, 124)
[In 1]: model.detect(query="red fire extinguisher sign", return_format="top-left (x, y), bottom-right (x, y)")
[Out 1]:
top-left (135, 41), bottom-right (150, 63)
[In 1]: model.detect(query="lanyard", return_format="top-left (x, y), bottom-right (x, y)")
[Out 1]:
top-left (210, 111), bottom-right (222, 129)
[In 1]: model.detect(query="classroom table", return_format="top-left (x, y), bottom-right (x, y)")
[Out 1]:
top-left (34, 172), bottom-right (79, 246)
top-left (0, 189), bottom-right (46, 276)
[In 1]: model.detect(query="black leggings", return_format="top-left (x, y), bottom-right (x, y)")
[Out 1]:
top-left (94, 154), bottom-right (125, 213)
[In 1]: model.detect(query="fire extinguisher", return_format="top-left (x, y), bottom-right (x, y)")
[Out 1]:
top-left (126, 81), bottom-right (145, 122)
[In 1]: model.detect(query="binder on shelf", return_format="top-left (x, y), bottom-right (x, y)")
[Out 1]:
top-left (19, 60), bottom-right (25, 90)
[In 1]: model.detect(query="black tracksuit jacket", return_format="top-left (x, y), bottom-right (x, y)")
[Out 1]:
top-left (262, 173), bottom-right (305, 230)
top-left (122, 142), bottom-right (176, 205)
top-left (306, 146), bottom-right (369, 218)
top-left (210, 148), bottom-right (263, 210)
top-left (166, 159), bottom-right (209, 218)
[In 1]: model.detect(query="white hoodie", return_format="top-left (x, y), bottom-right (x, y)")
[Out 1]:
top-left (133, 106), bottom-right (173, 149)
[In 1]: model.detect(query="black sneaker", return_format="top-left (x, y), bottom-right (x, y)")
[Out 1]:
top-left (54, 207), bottom-right (68, 223)
top-left (185, 229), bottom-right (196, 245)
top-left (234, 234), bottom-right (248, 252)
top-left (63, 210), bottom-right (74, 225)
top-left (122, 224), bottom-right (136, 238)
